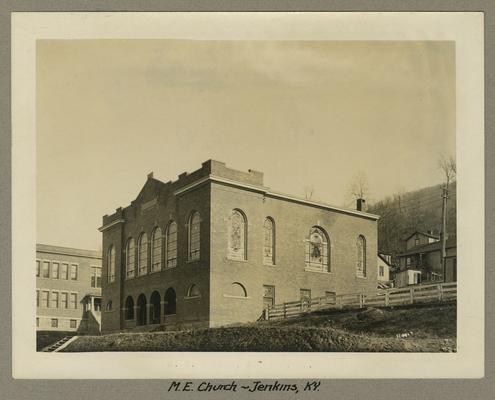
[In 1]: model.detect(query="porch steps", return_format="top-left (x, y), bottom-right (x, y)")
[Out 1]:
top-left (42, 335), bottom-right (78, 352)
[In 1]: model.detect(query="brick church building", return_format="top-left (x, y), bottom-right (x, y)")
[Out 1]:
top-left (99, 160), bottom-right (379, 333)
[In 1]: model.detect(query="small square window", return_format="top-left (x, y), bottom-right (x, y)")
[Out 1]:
top-left (51, 318), bottom-right (58, 328)
top-left (70, 319), bottom-right (77, 329)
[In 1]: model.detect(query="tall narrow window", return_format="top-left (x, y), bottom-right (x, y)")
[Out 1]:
top-left (91, 266), bottom-right (102, 288)
top-left (51, 291), bottom-right (59, 308)
top-left (151, 227), bottom-right (163, 272)
top-left (70, 293), bottom-right (77, 309)
top-left (126, 238), bottom-right (135, 278)
top-left (41, 291), bottom-right (49, 308)
top-left (70, 264), bottom-right (78, 280)
top-left (305, 227), bottom-right (330, 272)
top-left (138, 233), bottom-right (148, 275)
top-left (107, 246), bottom-right (115, 283)
top-left (61, 263), bottom-right (69, 280)
top-left (52, 262), bottom-right (60, 279)
top-left (263, 217), bottom-right (275, 265)
top-left (36, 260), bottom-right (40, 277)
top-left (166, 221), bottom-right (178, 268)
top-left (42, 261), bottom-right (50, 278)
top-left (228, 209), bottom-right (247, 260)
top-left (36, 290), bottom-right (40, 307)
top-left (356, 235), bottom-right (367, 277)
top-left (188, 212), bottom-right (200, 261)
top-left (61, 292), bottom-right (68, 309)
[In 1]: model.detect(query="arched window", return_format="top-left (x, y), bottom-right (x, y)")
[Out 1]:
top-left (305, 227), bottom-right (330, 272)
top-left (149, 291), bottom-right (161, 324)
top-left (356, 235), bottom-right (367, 277)
top-left (165, 221), bottom-right (178, 268)
top-left (164, 288), bottom-right (177, 315)
top-left (151, 227), bottom-right (163, 272)
top-left (228, 209), bottom-right (247, 260)
top-left (226, 282), bottom-right (248, 298)
top-left (138, 233), bottom-right (148, 276)
top-left (263, 217), bottom-right (275, 265)
top-left (188, 211), bottom-right (200, 261)
top-left (137, 294), bottom-right (147, 326)
top-left (124, 296), bottom-right (134, 320)
top-left (107, 246), bottom-right (115, 283)
top-left (125, 238), bottom-right (135, 278)
top-left (187, 284), bottom-right (201, 298)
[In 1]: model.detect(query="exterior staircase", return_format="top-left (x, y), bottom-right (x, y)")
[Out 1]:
top-left (42, 336), bottom-right (78, 352)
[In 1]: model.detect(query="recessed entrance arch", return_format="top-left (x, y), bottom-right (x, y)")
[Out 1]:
top-left (150, 291), bottom-right (161, 324)
top-left (164, 287), bottom-right (176, 315)
top-left (137, 293), bottom-right (147, 326)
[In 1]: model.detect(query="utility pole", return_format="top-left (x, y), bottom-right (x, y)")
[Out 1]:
top-left (441, 186), bottom-right (448, 282)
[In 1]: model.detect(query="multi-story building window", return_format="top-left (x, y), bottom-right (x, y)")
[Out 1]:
top-left (36, 260), bottom-right (40, 277)
top-left (356, 235), bottom-right (367, 277)
top-left (70, 320), bottom-right (77, 329)
top-left (52, 262), bottom-right (60, 279)
top-left (70, 264), bottom-right (78, 280)
top-left (305, 227), bottom-right (330, 272)
top-left (61, 263), bottom-right (69, 280)
top-left (188, 212), bottom-right (201, 261)
top-left (125, 238), bottom-right (135, 278)
top-left (51, 291), bottom-right (59, 308)
top-left (41, 290), bottom-right (49, 308)
top-left (69, 293), bottom-right (77, 309)
top-left (138, 233), bottom-right (148, 276)
top-left (51, 318), bottom-right (58, 328)
top-left (379, 266), bottom-right (384, 277)
top-left (151, 227), bottom-right (163, 272)
top-left (36, 290), bottom-right (40, 307)
top-left (61, 292), bottom-right (68, 309)
top-left (42, 261), bottom-right (50, 278)
top-left (228, 209), bottom-right (247, 260)
top-left (107, 246), bottom-right (115, 283)
top-left (91, 266), bottom-right (102, 288)
top-left (165, 221), bottom-right (177, 268)
top-left (263, 217), bottom-right (275, 265)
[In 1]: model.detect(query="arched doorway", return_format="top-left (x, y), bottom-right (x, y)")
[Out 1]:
top-left (124, 296), bottom-right (134, 320)
top-left (137, 293), bottom-right (147, 326)
top-left (150, 291), bottom-right (161, 324)
top-left (164, 287), bottom-right (176, 315)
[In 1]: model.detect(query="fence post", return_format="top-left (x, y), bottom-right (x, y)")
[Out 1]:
top-left (283, 302), bottom-right (287, 318)
top-left (264, 308), bottom-right (269, 320)
top-left (337, 296), bottom-right (343, 309)
top-left (438, 284), bottom-right (443, 302)
top-left (410, 287), bottom-right (414, 304)
top-left (359, 294), bottom-right (363, 308)
top-left (362, 294), bottom-right (366, 308)
top-left (385, 291), bottom-right (390, 307)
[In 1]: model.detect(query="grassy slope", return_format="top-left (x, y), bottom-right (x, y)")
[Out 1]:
top-left (63, 302), bottom-right (456, 353)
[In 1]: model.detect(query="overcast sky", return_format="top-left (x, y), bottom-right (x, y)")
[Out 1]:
top-left (37, 40), bottom-right (455, 250)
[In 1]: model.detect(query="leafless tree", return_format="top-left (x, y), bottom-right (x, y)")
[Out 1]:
top-left (304, 185), bottom-right (315, 200)
top-left (439, 155), bottom-right (456, 189)
top-left (347, 171), bottom-right (370, 201)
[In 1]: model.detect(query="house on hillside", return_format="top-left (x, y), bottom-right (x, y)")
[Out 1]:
top-left (396, 234), bottom-right (457, 286)
top-left (99, 160), bottom-right (379, 333)
top-left (36, 244), bottom-right (102, 334)
top-left (404, 230), bottom-right (440, 250)
top-left (377, 253), bottom-right (393, 288)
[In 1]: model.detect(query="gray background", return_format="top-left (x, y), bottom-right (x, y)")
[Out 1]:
top-left (0, 1), bottom-right (493, 399)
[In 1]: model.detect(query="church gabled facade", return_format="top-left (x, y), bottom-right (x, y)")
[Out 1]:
top-left (99, 160), bottom-right (379, 333)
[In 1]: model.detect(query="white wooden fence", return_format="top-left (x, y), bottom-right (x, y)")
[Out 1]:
top-left (264, 282), bottom-right (457, 320)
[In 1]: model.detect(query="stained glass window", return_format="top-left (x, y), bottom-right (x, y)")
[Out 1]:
top-left (151, 227), bottom-right (163, 272)
top-left (138, 233), bottom-right (148, 275)
top-left (356, 235), bottom-right (367, 277)
top-left (263, 217), bottom-right (275, 265)
top-left (188, 212), bottom-right (200, 261)
top-left (166, 221), bottom-right (178, 268)
top-left (228, 210), bottom-right (246, 260)
top-left (305, 227), bottom-right (330, 272)
top-left (126, 238), bottom-right (135, 278)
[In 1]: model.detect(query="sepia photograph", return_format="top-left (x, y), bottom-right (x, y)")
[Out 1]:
top-left (11, 12), bottom-right (484, 379)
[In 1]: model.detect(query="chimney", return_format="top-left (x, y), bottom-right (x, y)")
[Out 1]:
top-left (356, 198), bottom-right (366, 212)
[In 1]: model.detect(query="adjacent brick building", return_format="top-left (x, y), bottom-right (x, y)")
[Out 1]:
top-left (36, 244), bottom-right (102, 333)
top-left (99, 160), bottom-right (379, 333)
